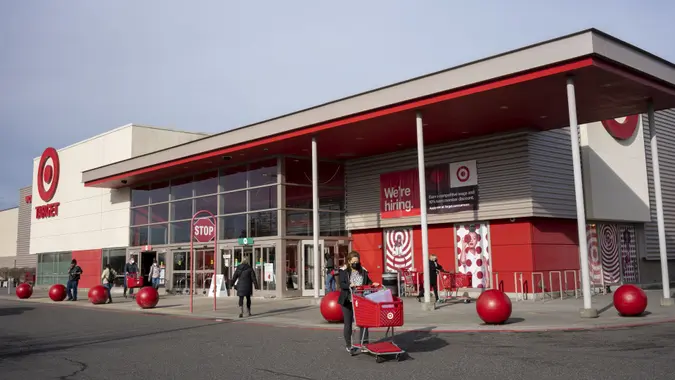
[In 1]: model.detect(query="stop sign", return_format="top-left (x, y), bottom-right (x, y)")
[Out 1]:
top-left (193, 217), bottom-right (216, 242)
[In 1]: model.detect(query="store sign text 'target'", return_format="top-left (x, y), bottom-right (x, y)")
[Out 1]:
top-left (35, 147), bottom-right (61, 219)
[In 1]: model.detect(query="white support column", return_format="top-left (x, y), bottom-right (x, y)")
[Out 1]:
top-left (648, 102), bottom-right (674, 306)
top-left (566, 76), bottom-right (598, 318)
top-left (312, 137), bottom-right (320, 299)
top-left (416, 112), bottom-right (433, 310)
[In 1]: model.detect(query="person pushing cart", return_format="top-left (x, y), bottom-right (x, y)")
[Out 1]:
top-left (338, 251), bottom-right (379, 353)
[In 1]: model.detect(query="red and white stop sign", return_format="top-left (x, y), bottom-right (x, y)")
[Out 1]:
top-left (193, 217), bottom-right (216, 242)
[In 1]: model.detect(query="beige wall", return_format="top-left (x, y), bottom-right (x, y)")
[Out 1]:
top-left (580, 118), bottom-right (650, 222)
top-left (0, 207), bottom-right (18, 260)
top-left (131, 126), bottom-right (207, 157)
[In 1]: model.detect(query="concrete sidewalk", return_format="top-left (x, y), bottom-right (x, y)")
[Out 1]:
top-left (4, 289), bottom-right (675, 332)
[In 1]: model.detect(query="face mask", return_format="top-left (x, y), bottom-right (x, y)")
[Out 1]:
top-left (130, 260), bottom-right (135, 264)
top-left (351, 263), bottom-right (360, 270)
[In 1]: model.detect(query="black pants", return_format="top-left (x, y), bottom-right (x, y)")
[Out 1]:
top-left (238, 295), bottom-right (251, 308)
top-left (342, 304), bottom-right (369, 347)
top-left (418, 283), bottom-right (439, 300)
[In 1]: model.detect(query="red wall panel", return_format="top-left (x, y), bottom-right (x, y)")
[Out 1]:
top-left (489, 219), bottom-right (534, 293)
top-left (71, 249), bottom-right (103, 289)
top-left (351, 230), bottom-right (384, 283)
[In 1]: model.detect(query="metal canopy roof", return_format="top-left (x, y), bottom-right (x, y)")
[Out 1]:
top-left (82, 28), bottom-right (675, 188)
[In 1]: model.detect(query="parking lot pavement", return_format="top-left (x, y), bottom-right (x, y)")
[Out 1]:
top-left (2, 298), bottom-right (675, 379)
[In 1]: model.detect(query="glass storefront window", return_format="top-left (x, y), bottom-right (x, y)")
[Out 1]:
top-left (249, 211), bottom-right (278, 237)
top-left (150, 203), bottom-right (169, 224)
top-left (102, 248), bottom-right (126, 287)
top-left (220, 165), bottom-right (247, 192)
top-left (171, 199), bottom-right (193, 221)
top-left (171, 176), bottom-right (193, 200)
top-left (220, 214), bottom-right (247, 240)
top-left (131, 185), bottom-right (150, 207)
top-left (220, 191), bottom-right (246, 214)
top-left (131, 207), bottom-right (149, 226)
top-left (286, 211), bottom-right (311, 236)
top-left (248, 159), bottom-right (277, 187)
top-left (170, 221), bottom-right (192, 244)
top-left (149, 181), bottom-right (170, 203)
top-left (285, 242), bottom-right (298, 290)
top-left (149, 224), bottom-right (168, 245)
top-left (284, 185), bottom-right (344, 211)
top-left (130, 226), bottom-right (149, 246)
top-left (319, 212), bottom-right (346, 236)
top-left (194, 171), bottom-right (218, 196)
top-left (195, 195), bottom-right (217, 216)
top-left (37, 252), bottom-right (72, 286)
top-left (284, 158), bottom-right (344, 188)
top-left (249, 186), bottom-right (277, 211)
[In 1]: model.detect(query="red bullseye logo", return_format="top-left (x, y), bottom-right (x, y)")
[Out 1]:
top-left (37, 147), bottom-right (60, 202)
top-left (601, 115), bottom-right (639, 141)
top-left (456, 166), bottom-right (470, 182)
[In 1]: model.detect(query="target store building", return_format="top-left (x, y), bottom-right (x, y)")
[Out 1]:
top-left (19, 29), bottom-right (675, 300)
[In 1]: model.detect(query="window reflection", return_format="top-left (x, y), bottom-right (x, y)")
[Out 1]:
top-left (171, 199), bottom-right (193, 221)
top-left (284, 158), bottom-right (344, 188)
top-left (171, 176), bottom-right (193, 200)
top-left (195, 195), bottom-right (217, 216)
top-left (170, 221), bottom-right (191, 244)
top-left (149, 182), bottom-right (170, 203)
top-left (250, 211), bottom-right (278, 237)
top-left (286, 211), bottom-right (311, 236)
top-left (249, 186), bottom-right (277, 211)
top-left (194, 171), bottom-right (218, 196)
top-left (220, 165), bottom-right (247, 192)
top-left (220, 191), bottom-right (246, 214)
top-left (131, 185), bottom-right (150, 207)
top-left (130, 226), bottom-right (149, 246)
top-left (131, 207), bottom-right (149, 226)
top-left (220, 214), bottom-right (247, 239)
top-left (248, 159), bottom-right (277, 187)
top-left (149, 224), bottom-right (168, 245)
top-left (150, 204), bottom-right (169, 223)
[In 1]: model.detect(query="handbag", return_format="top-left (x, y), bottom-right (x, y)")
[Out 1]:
top-left (233, 278), bottom-right (239, 290)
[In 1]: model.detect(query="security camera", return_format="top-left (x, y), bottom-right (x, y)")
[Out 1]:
top-left (222, 155), bottom-right (232, 161)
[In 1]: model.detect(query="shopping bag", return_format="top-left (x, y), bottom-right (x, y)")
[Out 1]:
top-left (364, 288), bottom-right (394, 303)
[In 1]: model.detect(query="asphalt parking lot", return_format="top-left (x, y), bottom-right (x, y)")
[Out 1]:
top-left (1, 299), bottom-right (674, 379)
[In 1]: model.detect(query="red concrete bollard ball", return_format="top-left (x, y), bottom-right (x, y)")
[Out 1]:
top-left (16, 283), bottom-right (33, 299)
top-left (88, 285), bottom-right (108, 305)
top-left (476, 289), bottom-right (512, 324)
top-left (320, 291), bottom-right (344, 323)
top-left (136, 286), bottom-right (159, 309)
top-left (613, 284), bottom-right (648, 316)
top-left (49, 284), bottom-right (67, 302)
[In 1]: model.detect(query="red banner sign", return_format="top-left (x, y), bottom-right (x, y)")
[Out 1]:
top-left (380, 168), bottom-right (420, 219)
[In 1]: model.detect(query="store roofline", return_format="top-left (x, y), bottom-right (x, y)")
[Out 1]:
top-left (82, 28), bottom-right (675, 186)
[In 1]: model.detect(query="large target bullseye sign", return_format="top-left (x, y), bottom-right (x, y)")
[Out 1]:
top-left (35, 147), bottom-right (61, 219)
top-left (601, 115), bottom-right (639, 141)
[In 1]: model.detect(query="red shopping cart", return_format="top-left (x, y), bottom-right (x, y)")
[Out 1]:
top-left (126, 273), bottom-right (143, 289)
top-left (438, 272), bottom-right (472, 304)
top-left (350, 285), bottom-right (406, 363)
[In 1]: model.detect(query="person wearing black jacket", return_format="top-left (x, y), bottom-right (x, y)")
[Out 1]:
top-left (123, 257), bottom-right (139, 299)
top-left (66, 259), bottom-right (83, 301)
top-left (231, 259), bottom-right (259, 318)
top-left (417, 254), bottom-right (445, 303)
top-left (338, 251), bottom-right (380, 353)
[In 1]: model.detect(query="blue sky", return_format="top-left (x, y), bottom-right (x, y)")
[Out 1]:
top-left (1, 0), bottom-right (674, 209)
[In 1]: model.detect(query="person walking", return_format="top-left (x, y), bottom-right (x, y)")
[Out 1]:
top-left (148, 259), bottom-right (161, 289)
top-left (101, 264), bottom-right (117, 304)
top-left (231, 258), bottom-right (258, 318)
top-left (337, 251), bottom-right (379, 353)
top-left (324, 251), bottom-right (336, 292)
top-left (66, 259), bottom-right (83, 301)
top-left (417, 254), bottom-right (446, 303)
top-left (123, 257), bottom-right (139, 299)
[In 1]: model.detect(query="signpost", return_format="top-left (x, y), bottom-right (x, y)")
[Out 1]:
top-left (190, 211), bottom-right (217, 314)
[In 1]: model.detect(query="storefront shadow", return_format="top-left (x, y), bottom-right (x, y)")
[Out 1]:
top-left (244, 305), bottom-right (315, 319)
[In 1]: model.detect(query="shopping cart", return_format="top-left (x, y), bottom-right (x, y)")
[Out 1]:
top-left (126, 273), bottom-right (143, 289)
top-left (350, 285), bottom-right (406, 363)
top-left (438, 272), bottom-right (472, 304)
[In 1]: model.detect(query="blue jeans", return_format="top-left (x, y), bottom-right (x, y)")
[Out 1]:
top-left (151, 277), bottom-right (160, 289)
top-left (66, 280), bottom-right (79, 300)
top-left (325, 271), bottom-right (336, 292)
top-left (124, 275), bottom-right (135, 296)
top-left (104, 283), bottom-right (113, 301)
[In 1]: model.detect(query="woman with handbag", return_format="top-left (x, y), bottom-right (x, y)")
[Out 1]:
top-left (231, 258), bottom-right (259, 318)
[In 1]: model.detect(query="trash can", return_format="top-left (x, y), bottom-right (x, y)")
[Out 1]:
top-left (382, 272), bottom-right (399, 298)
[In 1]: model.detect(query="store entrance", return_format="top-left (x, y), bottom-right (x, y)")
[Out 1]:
top-left (221, 244), bottom-right (276, 296)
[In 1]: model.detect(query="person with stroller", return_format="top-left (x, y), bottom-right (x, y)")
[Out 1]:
top-left (417, 254), bottom-right (446, 303)
top-left (338, 251), bottom-right (379, 353)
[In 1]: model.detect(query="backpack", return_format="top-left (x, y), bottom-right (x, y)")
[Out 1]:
top-left (107, 269), bottom-right (116, 283)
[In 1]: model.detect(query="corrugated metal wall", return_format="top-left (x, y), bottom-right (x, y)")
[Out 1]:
top-left (643, 109), bottom-right (675, 260)
top-left (15, 186), bottom-right (35, 268)
top-left (345, 131), bottom-right (538, 230)
top-left (528, 128), bottom-right (577, 219)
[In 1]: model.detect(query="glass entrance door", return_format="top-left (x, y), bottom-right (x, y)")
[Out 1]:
top-left (301, 240), bottom-right (324, 297)
top-left (171, 250), bottom-right (191, 294)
